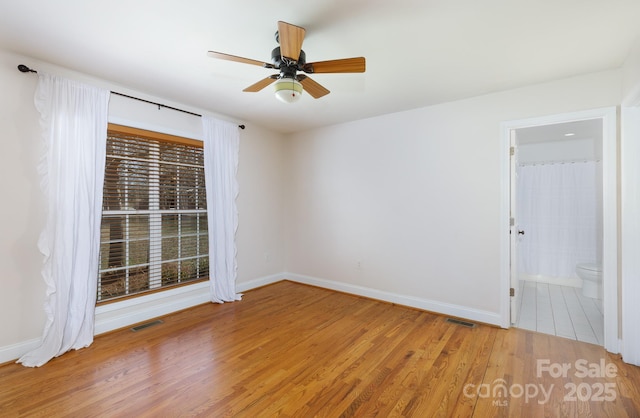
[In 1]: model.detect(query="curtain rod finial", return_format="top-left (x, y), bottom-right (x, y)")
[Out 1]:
top-left (17, 64), bottom-right (37, 73)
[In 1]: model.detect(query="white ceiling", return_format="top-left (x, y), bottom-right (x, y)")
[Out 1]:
top-left (1, 0), bottom-right (639, 134)
top-left (516, 119), bottom-right (603, 144)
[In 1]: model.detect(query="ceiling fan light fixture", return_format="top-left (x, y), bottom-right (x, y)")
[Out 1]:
top-left (274, 77), bottom-right (303, 103)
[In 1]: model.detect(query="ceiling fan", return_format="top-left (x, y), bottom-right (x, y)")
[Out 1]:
top-left (208, 21), bottom-right (366, 103)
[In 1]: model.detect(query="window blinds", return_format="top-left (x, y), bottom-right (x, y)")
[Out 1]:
top-left (98, 128), bottom-right (208, 302)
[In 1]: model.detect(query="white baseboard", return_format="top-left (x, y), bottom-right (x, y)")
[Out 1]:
top-left (283, 272), bottom-right (502, 327)
top-left (0, 338), bottom-right (41, 365)
top-left (236, 273), bottom-right (285, 292)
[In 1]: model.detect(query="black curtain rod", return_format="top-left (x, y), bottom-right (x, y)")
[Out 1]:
top-left (17, 64), bottom-right (245, 130)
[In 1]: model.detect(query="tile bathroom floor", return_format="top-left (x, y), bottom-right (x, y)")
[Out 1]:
top-left (515, 280), bottom-right (604, 345)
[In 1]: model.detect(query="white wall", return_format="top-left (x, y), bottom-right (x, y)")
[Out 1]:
top-left (235, 123), bottom-right (287, 284)
top-left (0, 49), bottom-right (286, 358)
top-left (0, 50), bottom-right (47, 352)
top-left (623, 38), bottom-right (640, 104)
top-left (285, 70), bottom-right (622, 324)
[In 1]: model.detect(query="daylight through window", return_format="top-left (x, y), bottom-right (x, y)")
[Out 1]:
top-left (98, 124), bottom-right (209, 302)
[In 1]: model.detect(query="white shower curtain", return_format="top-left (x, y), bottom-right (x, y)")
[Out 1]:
top-left (18, 73), bottom-right (109, 367)
top-left (517, 161), bottom-right (600, 278)
top-left (202, 116), bottom-right (242, 303)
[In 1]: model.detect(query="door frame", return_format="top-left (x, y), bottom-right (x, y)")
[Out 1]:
top-left (499, 107), bottom-right (619, 354)
top-left (621, 90), bottom-right (640, 365)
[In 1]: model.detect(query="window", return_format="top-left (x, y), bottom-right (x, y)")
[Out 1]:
top-left (98, 124), bottom-right (209, 302)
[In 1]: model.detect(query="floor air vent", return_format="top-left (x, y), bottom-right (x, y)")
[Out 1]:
top-left (446, 318), bottom-right (476, 328)
top-left (131, 319), bottom-right (164, 332)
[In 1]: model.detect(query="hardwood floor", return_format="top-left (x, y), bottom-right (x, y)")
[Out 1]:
top-left (1, 280), bottom-right (639, 417)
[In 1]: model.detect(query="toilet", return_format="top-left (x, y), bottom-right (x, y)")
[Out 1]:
top-left (575, 263), bottom-right (602, 299)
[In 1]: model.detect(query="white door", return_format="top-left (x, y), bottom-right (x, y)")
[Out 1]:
top-left (509, 130), bottom-right (520, 325)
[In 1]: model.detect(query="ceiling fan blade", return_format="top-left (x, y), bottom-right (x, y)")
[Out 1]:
top-left (208, 51), bottom-right (272, 68)
top-left (243, 75), bottom-right (278, 92)
top-left (277, 21), bottom-right (305, 61)
top-left (298, 75), bottom-right (330, 99)
top-left (304, 57), bottom-right (366, 73)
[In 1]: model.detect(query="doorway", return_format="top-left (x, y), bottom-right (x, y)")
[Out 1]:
top-left (500, 107), bottom-right (619, 354)
top-left (514, 119), bottom-right (603, 344)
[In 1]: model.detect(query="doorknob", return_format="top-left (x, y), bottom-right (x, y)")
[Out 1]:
top-left (518, 230), bottom-right (525, 235)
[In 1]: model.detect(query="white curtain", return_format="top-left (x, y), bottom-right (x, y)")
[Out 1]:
top-left (517, 161), bottom-right (601, 278)
top-left (202, 116), bottom-right (242, 303)
top-left (18, 74), bottom-right (109, 367)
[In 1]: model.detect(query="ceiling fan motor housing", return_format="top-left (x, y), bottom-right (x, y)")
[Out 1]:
top-left (271, 47), bottom-right (305, 79)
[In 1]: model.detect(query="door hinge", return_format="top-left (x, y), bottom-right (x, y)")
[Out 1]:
top-left (510, 217), bottom-right (515, 226)
top-left (510, 146), bottom-right (515, 156)
top-left (510, 287), bottom-right (515, 297)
